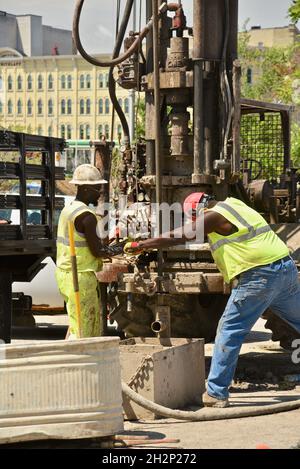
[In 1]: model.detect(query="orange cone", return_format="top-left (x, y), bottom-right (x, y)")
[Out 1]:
top-left (256, 443), bottom-right (271, 449)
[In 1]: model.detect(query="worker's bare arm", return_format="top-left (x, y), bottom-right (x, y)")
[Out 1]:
top-left (75, 212), bottom-right (110, 258)
top-left (138, 211), bottom-right (230, 250)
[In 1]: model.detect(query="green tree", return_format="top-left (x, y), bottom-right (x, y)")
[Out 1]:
top-left (289, 0), bottom-right (300, 23)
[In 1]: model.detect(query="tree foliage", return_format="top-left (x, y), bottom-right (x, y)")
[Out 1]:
top-left (289, 0), bottom-right (300, 23)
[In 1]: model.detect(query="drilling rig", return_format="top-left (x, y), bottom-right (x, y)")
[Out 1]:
top-left (74, 0), bottom-right (300, 346)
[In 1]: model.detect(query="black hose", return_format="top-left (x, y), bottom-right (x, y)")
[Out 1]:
top-left (109, 0), bottom-right (135, 143)
top-left (73, 0), bottom-right (154, 68)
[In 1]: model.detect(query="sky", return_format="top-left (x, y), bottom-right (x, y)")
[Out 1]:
top-left (0, 0), bottom-right (297, 54)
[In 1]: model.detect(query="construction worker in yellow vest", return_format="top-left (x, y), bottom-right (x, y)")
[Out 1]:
top-left (56, 164), bottom-right (115, 339)
top-left (124, 194), bottom-right (300, 408)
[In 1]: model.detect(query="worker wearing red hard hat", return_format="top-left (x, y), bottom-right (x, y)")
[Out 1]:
top-left (124, 193), bottom-right (300, 408)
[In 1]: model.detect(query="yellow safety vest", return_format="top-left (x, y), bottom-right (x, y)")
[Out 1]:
top-left (207, 197), bottom-right (289, 283)
top-left (56, 200), bottom-right (102, 273)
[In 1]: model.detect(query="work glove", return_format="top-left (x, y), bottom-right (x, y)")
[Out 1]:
top-left (123, 241), bottom-right (144, 255)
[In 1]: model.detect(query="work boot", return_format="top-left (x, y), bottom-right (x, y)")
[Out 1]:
top-left (202, 392), bottom-right (229, 408)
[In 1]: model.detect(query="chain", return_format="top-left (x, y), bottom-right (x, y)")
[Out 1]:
top-left (127, 355), bottom-right (153, 389)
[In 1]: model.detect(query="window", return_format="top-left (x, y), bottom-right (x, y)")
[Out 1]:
top-left (37, 126), bottom-right (43, 136)
top-left (61, 125), bottom-right (66, 139)
top-left (27, 75), bottom-right (33, 91)
top-left (98, 124), bottom-right (103, 139)
top-left (37, 99), bottom-right (43, 115)
top-left (117, 124), bottom-right (122, 139)
top-left (105, 73), bottom-right (109, 87)
top-left (86, 74), bottom-right (91, 89)
top-left (38, 74), bottom-right (43, 90)
top-left (0, 76), bottom-right (2, 90)
top-left (246, 68), bottom-right (252, 85)
top-left (105, 124), bottom-right (109, 140)
top-left (67, 125), bottom-right (72, 139)
top-left (17, 75), bottom-right (22, 90)
top-left (48, 125), bottom-right (53, 137)
top-left (67, 75), bottom-right (72, 89)
top-left (79, 124), bottom-right (84, 139)
top-left (124, 98), bottom-right (129, 114)
top-left (0, 100), bottom-right (2, 114)
top-left (48, 74), bottom-right (54, 90)
top-left (7, 99), bottom-right (13, 114)
top-left (98, 98), bottom-right (103, 114)
top-left (8, 75), bottom-right (13, 91)
top-left (67, 99), bottom-right (72, 114)
top-left (105, 98), bottom-right (110, 114)
top-left (86, 98), bottom-right (91, 114)
top-left (27, 99), bottom-right (32, 115)
top-left (80, 74), bottom-right (85, 89)
top-left (61, 99), bottom-right (66, 115)
top-left (118, 98), bottom-right (123, 109)
top-left (61, 75), bottom-right (66, 89)
top-left (80, 99), bottom-right (85, 114)
top-left (86, 124), bottom-right (91, 139)
top-left (99, 74), bottom-right (104, 88)
top-left (17, 99), bottom-right (22, 115)
top-left (48, 99), bottom-right (53, 115)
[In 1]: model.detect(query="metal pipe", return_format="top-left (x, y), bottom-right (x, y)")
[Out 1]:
top-left (146, 0), bottom-right (155, 175)
top-left (192, 0), bottom-right (205, 180)
top-left (152, 0), bottom-right (163, 279)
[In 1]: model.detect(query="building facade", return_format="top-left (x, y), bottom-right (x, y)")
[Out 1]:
top-left (0, 11), bottom-right (74, 57)
top-left (243, 24), bottom-right (300, 49)
top-left (0, 53), bottom-right (130, 141)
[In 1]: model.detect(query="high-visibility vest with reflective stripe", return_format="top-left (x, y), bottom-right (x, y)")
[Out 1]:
top-left (207, 197), bottom-right (289, 283)
top-left (56, 200), bottom-right (102, 273)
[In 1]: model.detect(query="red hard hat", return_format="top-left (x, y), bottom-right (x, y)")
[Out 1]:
top-left (183, 192), bottom-right (206, 217)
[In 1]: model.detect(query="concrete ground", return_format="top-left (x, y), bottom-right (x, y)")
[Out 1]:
top-left (10, 314), bottom-right (300, 449)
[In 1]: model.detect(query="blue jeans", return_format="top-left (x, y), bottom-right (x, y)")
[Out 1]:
top-left (207, 257), bottom-right (300, 399)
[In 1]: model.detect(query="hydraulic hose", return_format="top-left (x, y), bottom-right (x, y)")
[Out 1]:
top-left (108, 0), bottom-right (135, 142)
top-left (73, 0), bottom-right (167, 68)
top-left (122, 381), bottom-right (300, 421)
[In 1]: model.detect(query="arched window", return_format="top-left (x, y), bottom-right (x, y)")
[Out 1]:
top-left (80, 74), bottom-right (85, 89)
top-left (105, 98), bottom-right (110, 114)
top-left (79, 124), bottom-right (84, 139)
top-left (7, 99), bottom-right (13, 114)
top-left (99, 74), bottom-right (104, 88)
top-left (61, 99), bottom-right (66, 115)
top-left (38, 74), bottom-right (43, 90)
top-left (67, 99), bottom-right (72, 114)
top-left (48, 126), bottom-right (53, 137)
top-left (17, 99), bottom-right (22, 115)
top-left (27, 99), bottom-right (32, 115)
top-left (48, 74), bottom-right (53, 90)
top-left (17, 75), bottom-right (22, 90)
top-left (0, 76), bottom-right (2, 90)
top-left (67, 75), bottom-right (72, 89)
top-left (37, 99), bottom-right (43, 115)
top-left (86, 98), bottom-right (91, 114)
top-left (0, 100), bottom-right (3, 114)
top-left (105, 73), bottom-right (109, 87)
top-left (98, 98), bottom-right (103, 114)
top-left (117, 124), bottom-right (122, 140)
top-left (67, 125), bottom-right (72, 139)
top-left (61, 75), bottom-right (66, 89)
top-left (61, 125), bottom-right (65, 139)
top-left (118, 98), bottom-right (123, 109)
top-left (27, 74), bottom-right (33, 90)
top-left (37, 126), bottom-right (43, 136)
top-left (124, 98), bottom-right (129, 114)
top-left (8, 75), bottom-right (13, 91)
top-left (80, 99), bottom-right (85, 114)
top-left (105, 124), bottom-right (109, 139)
top-left (86, 74), bottom-right (91, 89)
top-left (246, 68), bottom-right (252, 85)
top-left (48, 99), bottom-right (53, 115)
top-left (86, 124), bottom-right (91, 139)
top-left (98, 124), bottom-right (103, 139)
